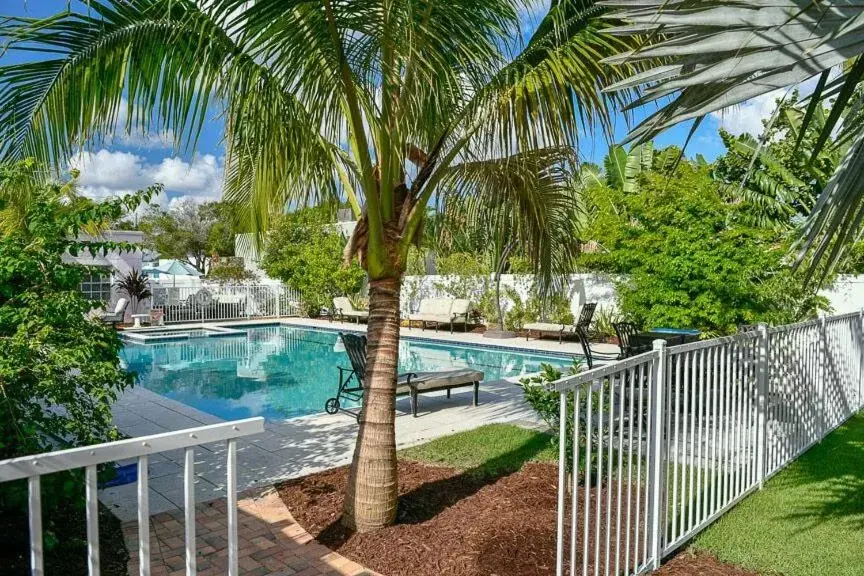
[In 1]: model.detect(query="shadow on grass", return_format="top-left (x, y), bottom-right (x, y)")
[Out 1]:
top-left (776, 413), bottom-right (864, 533)
top-left (317, 429), bottom-right (554, 546)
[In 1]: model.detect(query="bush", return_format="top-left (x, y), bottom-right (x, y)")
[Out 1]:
top-left (261, 206), bottom-right (365, 315)
top-left (579, 152), bottom-right (828, 334)
top-left (519, 362), bottom-right (590, 474)
top-left (0, 160), bottom-right (152, 561)
top-left (207, 256), bottom-right (258, 284)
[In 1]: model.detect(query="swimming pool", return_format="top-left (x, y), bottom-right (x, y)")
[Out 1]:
top-left (120, 325), bottom-right (579, 420)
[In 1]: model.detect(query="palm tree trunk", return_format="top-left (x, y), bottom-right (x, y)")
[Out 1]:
top-left (342, 275), bottom-right (401, 532)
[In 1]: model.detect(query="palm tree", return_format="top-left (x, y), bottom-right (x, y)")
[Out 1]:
top-left (0, 0), bottom-right (642, 531)
top-left (113, 269), bottom-right (153, 315)
top-left (599, 0), bottom-right (864, 277)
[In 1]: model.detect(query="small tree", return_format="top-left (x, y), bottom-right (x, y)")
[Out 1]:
top-left (113, 269), bottom-right (152, 314)
top-left (207, 256), bottom-right (259, 284)
top-left (261, 207), bottom-right (365, 316)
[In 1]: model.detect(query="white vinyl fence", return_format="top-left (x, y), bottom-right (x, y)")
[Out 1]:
top-left (0, 418), bottom-right (264, 576)
top-left (150, 283), bottom-right (302, 323)
top-left (553, 311), bottom-right (864, 576)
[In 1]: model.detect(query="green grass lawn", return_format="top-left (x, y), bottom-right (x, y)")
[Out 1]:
top-left (399, 423), bottom-right (557, 478)
top-left (693, 412), bottom-right (864, 576)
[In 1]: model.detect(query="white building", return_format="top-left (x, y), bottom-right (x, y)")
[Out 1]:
top-left (63, 230), bottom-right (147, 319)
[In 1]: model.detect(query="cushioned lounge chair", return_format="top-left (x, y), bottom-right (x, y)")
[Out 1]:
top-left (100, 297), bottom-right (129, 325)
top-left (407, 298), bottom-right (471, 332)
top-left (325, 332), bottom-right (483, 418)
top-left (332, 296), bottom-right (369, 323)
top-left (524, 303), bottom-right (597, 344)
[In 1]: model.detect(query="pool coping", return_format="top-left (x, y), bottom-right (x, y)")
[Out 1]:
top-left (276, 321), bottom-right (587, 360)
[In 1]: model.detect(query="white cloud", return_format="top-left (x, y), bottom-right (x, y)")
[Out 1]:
top-left (711, 68), bottom-right (843, 138)
top-left (711, 90), bottom-right (785, 137)
top-left (70, 149), bottom-right (223, 205)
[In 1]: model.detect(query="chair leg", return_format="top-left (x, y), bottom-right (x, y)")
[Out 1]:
top-left (473, 382), bottom-right (479, 406)
top-left (446, 388), bottom-right (451, 399)
top-left (411, 390), bottom-right (418, 417)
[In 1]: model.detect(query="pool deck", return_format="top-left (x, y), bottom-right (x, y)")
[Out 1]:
top-left (103, 318), bottom-right (619, 521)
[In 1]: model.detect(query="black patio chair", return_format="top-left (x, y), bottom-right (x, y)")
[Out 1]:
top-left (613, 321), bottom-right (652, 359)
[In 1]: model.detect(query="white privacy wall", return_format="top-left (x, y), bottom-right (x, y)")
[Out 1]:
top-left (399, 273), bottom-right (864, 318)
top-left (820, 275), bottom-right (864, 315)
top-left (399, 273), bottom-right (619, 316)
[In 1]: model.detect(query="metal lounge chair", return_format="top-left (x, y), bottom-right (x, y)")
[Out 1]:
top-left (325, 332), bottom-right (484, 419)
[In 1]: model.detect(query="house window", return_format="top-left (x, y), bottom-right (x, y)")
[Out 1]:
top-left (80, 270), bottom-right (112, 303)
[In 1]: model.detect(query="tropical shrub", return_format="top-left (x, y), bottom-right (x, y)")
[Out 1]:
top-left (0, 161), bottom-right (153, 565)
top-left (579, 151), bottom-right (828, 333)
top-left (113, 269), bottom-right (152, 314)
top-left (261, 206), bottom-right (365, 316)
top-left (519, 361), bottom-right (605, 475)
top-left (207, 256), bottom-right (258, 284)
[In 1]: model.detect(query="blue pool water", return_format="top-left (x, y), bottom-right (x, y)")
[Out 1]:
top-left (121, 325), bottom-right (578, 421)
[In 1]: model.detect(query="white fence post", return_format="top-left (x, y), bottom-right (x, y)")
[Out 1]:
top-left (859, 309), bottom-right (864, 411)
top-left (756, 324), bottom-right (769, 488)
top-left (818, 316), bottom-right (827, 440)
top-left (648, 339), bottom-right (667, 569)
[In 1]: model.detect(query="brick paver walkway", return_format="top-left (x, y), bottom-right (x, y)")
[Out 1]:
top-left (123, 488), bottom-right (375, 576)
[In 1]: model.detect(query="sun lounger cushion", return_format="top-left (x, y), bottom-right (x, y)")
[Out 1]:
top-left (333, 296), bottom-right (369, 318)
top-left (524, 321), bottom-right (569, 333)
top-left (408, 298), bottom-right (452, 319)
top-left (395, 369), bottom-right (484, 394)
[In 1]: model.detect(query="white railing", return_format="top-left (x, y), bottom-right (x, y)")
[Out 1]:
top-left (0, 418), bottom-right (264, 576)
top-left (150, 283), bottom-right (301, 324)
top-left (553, 311), bottom-right (864, 576)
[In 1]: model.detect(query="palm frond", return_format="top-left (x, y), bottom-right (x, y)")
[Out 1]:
top-left (436, 146), bottom-right (582, 295)
top-left (601, 0), bottom-right (864, 275)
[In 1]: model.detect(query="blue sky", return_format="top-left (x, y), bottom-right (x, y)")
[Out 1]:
top-left (4, 0), bottom-right (771, 206)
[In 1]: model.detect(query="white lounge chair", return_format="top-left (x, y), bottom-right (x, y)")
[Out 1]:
top-left (524, 303), bottom-right (597, 344)
top-left (408, 298), bottom-right (471, 333)
top-left (332, 296), bottom-right (369, 323)
top-left (100, 297), bottom-right (129, 325)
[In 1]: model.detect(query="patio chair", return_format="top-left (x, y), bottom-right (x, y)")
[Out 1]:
top-left (325, 332), bottom-right (484, 419)
top-left (407, 298), bottom-right (471, 333)
top-left (524, 302), bottom-right (597, 344)
top-left (100, 298), bottom-right (128, 325)
top-left (332, 296), bottom-right (369, 323)
top-left (613, 321), bottom-right (651, 359)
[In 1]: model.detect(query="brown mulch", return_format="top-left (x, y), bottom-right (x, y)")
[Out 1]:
top-left (277, 460), bottom-right (755, 576)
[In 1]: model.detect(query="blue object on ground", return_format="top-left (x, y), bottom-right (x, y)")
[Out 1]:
top-left (650, 327), bottom-right (701, 336)
top-left (99, 462), bottom-right (139, 488)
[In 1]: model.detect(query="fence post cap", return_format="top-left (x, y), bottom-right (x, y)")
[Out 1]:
top-left (652, 338), bottom-right (666, 350)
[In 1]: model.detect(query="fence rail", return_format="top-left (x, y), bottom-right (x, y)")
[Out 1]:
top-left (150, 283), bottom-right (301, 323)
top-left (0, 418), bottom-right (264, 576)
top-left (554, 311), bottom-right (864, 576)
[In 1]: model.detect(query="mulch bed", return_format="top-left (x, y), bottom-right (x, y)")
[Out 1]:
top-left (2, 498), bottom-right (128, 576)
top-left (278, 460), bottom-right (753, 576)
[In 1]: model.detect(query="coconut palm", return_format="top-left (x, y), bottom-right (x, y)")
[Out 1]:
top-left (0, 0), bottom-right (643, 531)
top-left (598, 0), bottom-right (864, 277)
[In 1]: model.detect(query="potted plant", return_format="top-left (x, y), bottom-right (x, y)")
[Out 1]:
top-left (113, 269), bottom-right (153, 315)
